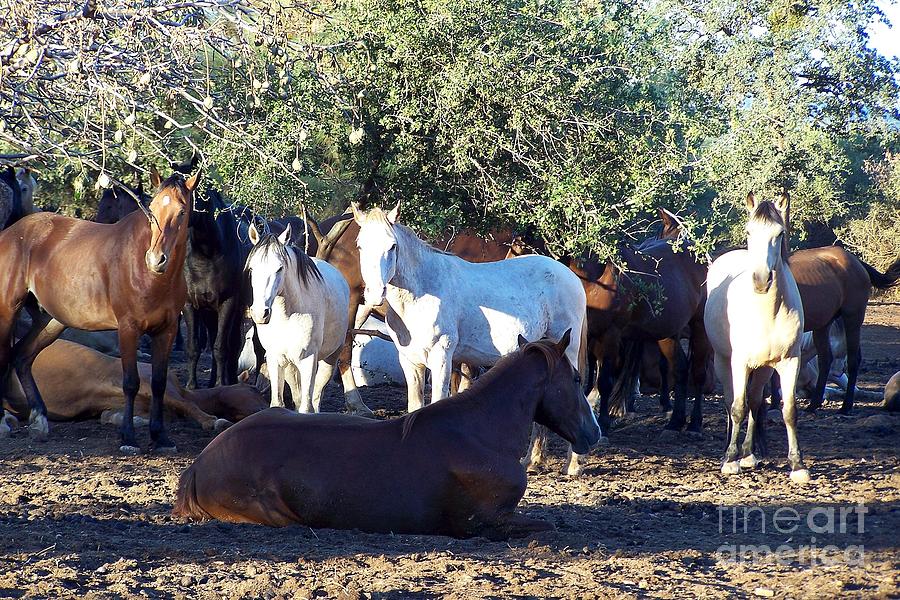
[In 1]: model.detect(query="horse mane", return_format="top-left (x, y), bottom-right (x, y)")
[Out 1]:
top-left (158, 173), bottom-right (192, 197)
top-left (362, 207), bottom-right (452, 256)
top-left (398, 340), bottom-right (562, 442)
top-left (244, 233), bottom-right (323, 286)
top-left (749, 200), bottom-right (785, 229)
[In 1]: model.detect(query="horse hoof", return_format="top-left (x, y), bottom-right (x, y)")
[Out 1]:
top-left (659, 428), bottom-right (678, 441)
top-left (120, 445), bottom-right (142, 455)
top-left (153, 445), bottom-right (178, 455)
top-left (351, 407), bottom-right (376, 419)
top-left (28, 416), bottom-right (49, 442)
top-left (790, 469), bottom-right (811, 485)
top-left (721, 461), bottom-right (741, 475)
top-left (739, 454), bottom-right (759, 469)
top-left (684, 428), bottom-right (704, 439)
top-left (596, 436), bottom-right (610, 446)
top-left (564, 464), bottom-right (583, 477)
top-left (213, 418), bottom-right (232, 432)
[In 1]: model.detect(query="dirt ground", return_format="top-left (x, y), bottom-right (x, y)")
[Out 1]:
top-left (1, 305), bottom-right (898, 599)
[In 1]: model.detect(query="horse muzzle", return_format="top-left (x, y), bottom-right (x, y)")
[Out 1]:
top-left (251, 307), bottom-right (272, 325)
top-left (363, 287), bottom-right (386, 307)
top-left (145, 250), bottom-right (169, 275)
top-left (572, 416), bottom-right (602, 454)
top-left (752, 269), bottom-right (774, 294)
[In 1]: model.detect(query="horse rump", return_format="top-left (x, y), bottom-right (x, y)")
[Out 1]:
top-left (173, 464), bottom-right (211, 521)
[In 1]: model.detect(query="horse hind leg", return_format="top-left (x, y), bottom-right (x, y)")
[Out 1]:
top-left (522, 424), bottom-right (548, 472)
top-left (312, 358), bottom-right (335, 414)
top-left (12, 314), bottom-right (66, 441)
top-left (839, 315), bottom-right (864, 414)
top-left (806, 327), bottom-right (833, 412)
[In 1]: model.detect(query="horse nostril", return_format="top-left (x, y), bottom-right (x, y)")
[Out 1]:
top-left (158, 253), bottom-right (168, 267)
top-left (262, 308), bottom-right (271, 320)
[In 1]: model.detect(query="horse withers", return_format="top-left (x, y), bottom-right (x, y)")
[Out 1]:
top-left (0, 168), bottom-right (199, 453)
top-left (173, 333), bottom-right (601, 537)
top-left (705, 193), bottom-right (809, 484)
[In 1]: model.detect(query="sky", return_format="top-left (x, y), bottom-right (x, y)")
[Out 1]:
top-left (869, 1), bottom-right (900, 58)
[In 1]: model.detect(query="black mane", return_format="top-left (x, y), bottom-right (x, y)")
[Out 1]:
top-left (244, 233), bottom-right (323, 286)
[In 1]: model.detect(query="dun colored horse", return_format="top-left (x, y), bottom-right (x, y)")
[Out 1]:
top-left (173, 333), bottom-right (601, 537)
top-left (705, 194), bottom-right (809, 484)
top-left (0, 169), bottom-right (199, 452)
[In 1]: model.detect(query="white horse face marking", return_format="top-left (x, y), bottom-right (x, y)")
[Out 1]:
top-left (356, 220), bottom-right (398, 306)
top-left (248, 246), bottom-right (287, 324)
top-left (746, 218), bottom-right (784, 294)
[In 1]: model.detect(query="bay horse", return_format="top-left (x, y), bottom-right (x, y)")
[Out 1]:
top-left (705, 193), bottom-right (809, 484)
top-left (352, 202), bottom-right (589, 410)
top-left (782, 246), bottom-right (900, 413)
top-left (182, 187), bottom-right (248, 388)
top-left (0, 168), bottom-right (199, 453)
top-left (245, 223), bottom-right (352, 413)
top-left (173, 333), bottom-right (601, 537)
top-left (2, 338), bottom-right (265, 430)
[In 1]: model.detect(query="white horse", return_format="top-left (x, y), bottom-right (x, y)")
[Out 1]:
top-left (353, 202), bottom-right (596, 475)
top-left (245, 223), bottom-right (351, 413)
top-left (705, 193), bottom-right (809, 484)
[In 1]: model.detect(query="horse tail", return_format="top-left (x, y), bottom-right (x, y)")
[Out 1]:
top-left (607, 339), bottom-right (644, 418)
top-left (172, 465), bottom-right (210, 521)
top-left (860, 256), bottom-right (900, 290)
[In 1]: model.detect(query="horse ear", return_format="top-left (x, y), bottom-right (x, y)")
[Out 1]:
top-left (556, 328), bottom-right (572, 353)
top-left (185, 171), bottom-right (201, 192)
top-left (775, 191), bottom-right (790, 213)
top-left (150, 167), bottom-right (161, 189)
top-left (745, 192), bottom-right (757, 212)
top-left (387, 200), bottom-right (400, 223)
top-left (249, 222), bottom-right (261, 246)
top-left (278, 223), bottom-right (292, 246)
top-left (517, 334), bottom-right (529, 349)
top-left (351, 201), bottom-right (364, 223)
top-left (238, 370), bottom-right (249, 383)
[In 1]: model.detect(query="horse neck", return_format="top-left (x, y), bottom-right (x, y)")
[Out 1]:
top-left (441, 354), bottom-right (548, 457)
top-left (189, 211), bottom-right (222, 253)
top-left (389, 225), bottom-right (441, 298)
top-left (278, 248), bottom-right (316, 312)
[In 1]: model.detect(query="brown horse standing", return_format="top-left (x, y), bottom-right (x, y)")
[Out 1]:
top-left (0, 169), bottom-right (199, 452)
top-left (174, 333), bottom-right (601, 537)
top-left (781, 246), bottom-right (900, 413)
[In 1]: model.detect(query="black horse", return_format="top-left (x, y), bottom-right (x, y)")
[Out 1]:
top-left (0, 166), bottom-right (23, 230)
top-left (182, 187), bottom-right (249, 388)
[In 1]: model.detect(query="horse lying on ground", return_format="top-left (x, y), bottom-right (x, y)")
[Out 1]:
top-left (884, 372), bottom-right (900, 412)
top-left (1, 339), bottom-right (266, 433)
top-left (173, 333), bottom-right (601, 538)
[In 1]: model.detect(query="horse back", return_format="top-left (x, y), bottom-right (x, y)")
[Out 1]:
top-left (788, 246), bottom-right (871, 330)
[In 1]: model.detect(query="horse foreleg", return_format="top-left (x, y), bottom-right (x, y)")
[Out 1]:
top-left (687, 318), bottom-right (709, 432)
top-left (457, 363), bottom-right (475, 393)
top-left (118, 326), bottom-right (142, 453)
top-left (740, 367), bottom-right (772, 468)
top-left (398, 353), bottom-right (426, 413)
top-left (721, 359), bottom-right (748, 475)
top-left (149, 328), bottom-right (177, 453)
top-left (657, 338), bottom-right (676, 413)
top-left (312, 359), bottom-right (335, 414)
top-left (182, 305), bottom-right (200, 390)
top-left (269, 361), bottom-right (286, 409)
top-left (806, 327), bottom-right (833, 412)
top-left (427, 343), bottom-right (455, 404)
top-left (840, 316), bottom-right (863, 415)
top-left (775, 357), bottom-right (809, 484)
top-left (202, 311), bottom-right (219, 388)
top-left (12, 315), bottom-right (66, 441)
top-left (213, 298), bottom-right (238, 386)
top-left (522, 424), bottom-right (548, 472)
top-left (295, 355), bottom-right (318, 413)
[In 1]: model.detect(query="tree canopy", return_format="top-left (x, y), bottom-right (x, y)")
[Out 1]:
top-left (2, 0), bottom-right (898, 260)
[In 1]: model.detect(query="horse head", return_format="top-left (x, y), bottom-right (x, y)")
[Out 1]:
top-left (745, 192), bottom-right (790, 294)
top-left (146, 168), bottom-right (199, 275)
top-left (245, 222), bottom-right (292, 324)
top-left (523, 331), bottom-right (602, 454)
top-left (351, 200), bottom-right (401, 307)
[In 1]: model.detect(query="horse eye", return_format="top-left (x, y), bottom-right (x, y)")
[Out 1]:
top-left (179, 209), bottom-right (186, 216)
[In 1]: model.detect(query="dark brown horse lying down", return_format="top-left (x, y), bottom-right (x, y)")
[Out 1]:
top-left (2, 339), bottom-right (267, 429)
top-left (174, 333), bottom-right (601, 538)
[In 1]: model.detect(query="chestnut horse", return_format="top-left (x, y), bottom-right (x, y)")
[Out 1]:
top-left (0, 169), bottom-right (198, 453)
top-left (173, 333), bottom-right (601, 537)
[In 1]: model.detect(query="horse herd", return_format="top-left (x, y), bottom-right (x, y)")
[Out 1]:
top-left (1, 165), bottom-right (898, 538)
